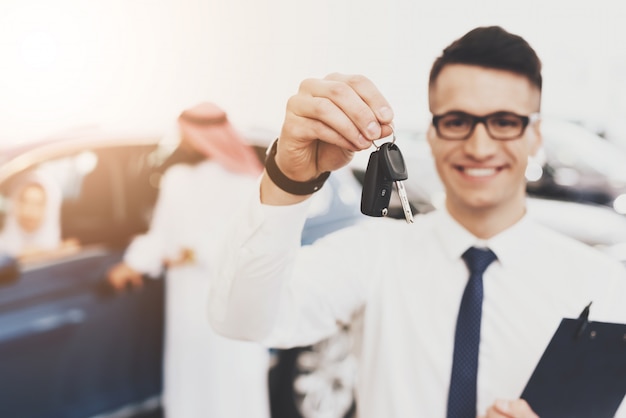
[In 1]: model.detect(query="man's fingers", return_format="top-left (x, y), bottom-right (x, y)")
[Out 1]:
top-left (485, 399), bottom-right (539, 418)
top-left (272, 73), bottom-right (395, 184)
top-left (130, 274), bottom-right (144, 289)
top-left (107, 264), bottom-right (143, 292)
top-left (296, 74), bottom-right (394, 144)
top-left (109, 275), bottom-right (127, 291)
top-left (285, 93), bottom-right (371, 151)
top-left (324, 73), bottom-right (394, 127)
top-left (505, 399), bottom-right (538, 418)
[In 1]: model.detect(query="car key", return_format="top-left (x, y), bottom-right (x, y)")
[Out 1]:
top-left (379, 141), bottom-right (414, 223)
top-left (360, 128), bottom-right (414, 222)
top-left (360, 146), bottom-right (393, 217)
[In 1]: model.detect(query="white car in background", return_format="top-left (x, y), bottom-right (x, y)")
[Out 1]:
top-left (527, 117), bottom-right (626, 214)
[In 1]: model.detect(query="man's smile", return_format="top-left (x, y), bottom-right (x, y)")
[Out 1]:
top-left (454, 165), bottom-right (503, 177)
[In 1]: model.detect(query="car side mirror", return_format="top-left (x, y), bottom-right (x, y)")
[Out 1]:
top-left (0, 253), bottom-right (19, 285)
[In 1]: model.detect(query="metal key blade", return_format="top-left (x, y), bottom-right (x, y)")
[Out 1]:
top-left (379, 142), bottom-right (413, 223)
top-left (395, 180), bottom-right (414, 223)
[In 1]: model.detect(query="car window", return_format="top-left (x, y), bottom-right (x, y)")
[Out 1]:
top-left (0, 143), bottom-right (162, 260)
top-left (58, 145), bottom-right (161, 248)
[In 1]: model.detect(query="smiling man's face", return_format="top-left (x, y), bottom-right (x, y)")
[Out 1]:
top-left (427, 64), bottom-right (542, 227)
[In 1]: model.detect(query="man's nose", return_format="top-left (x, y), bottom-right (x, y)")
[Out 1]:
top-left (463, 122), bottom-right (498, 158)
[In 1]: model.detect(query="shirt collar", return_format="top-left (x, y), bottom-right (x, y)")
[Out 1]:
top-left (433, 207), bottom-right (533, 267)
top-left (433, 209), bottom-right (478, 262)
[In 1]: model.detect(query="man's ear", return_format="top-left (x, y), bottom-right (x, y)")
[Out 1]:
top-left (426, 125), bottom-right (437, 152)
top-left (528, 119), bottom-right (543, 157)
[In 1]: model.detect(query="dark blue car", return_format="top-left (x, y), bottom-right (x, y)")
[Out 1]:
top-left (0, 132), bottom-right (168, 418)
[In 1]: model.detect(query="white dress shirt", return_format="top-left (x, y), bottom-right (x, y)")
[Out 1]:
top-left (210, 192), bottom-right (626, 418)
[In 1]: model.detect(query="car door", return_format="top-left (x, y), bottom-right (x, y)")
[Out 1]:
top-left (0, 140), bottom-right (166, 418)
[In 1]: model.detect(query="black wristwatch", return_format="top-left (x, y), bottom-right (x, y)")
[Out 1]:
top-left (264, 138), bottom-right (330, 195)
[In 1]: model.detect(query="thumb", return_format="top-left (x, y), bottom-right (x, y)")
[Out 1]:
top-left (495, 399), bottom-right (539, 418)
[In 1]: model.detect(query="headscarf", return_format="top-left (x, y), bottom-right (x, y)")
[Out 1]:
top-left (0, 171), bottom-right (62, 256)
top-left (177, 102), bottom-right (264, 176)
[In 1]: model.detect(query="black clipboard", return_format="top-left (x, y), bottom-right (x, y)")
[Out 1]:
top-left (520, 303), bottom-right (626, 418)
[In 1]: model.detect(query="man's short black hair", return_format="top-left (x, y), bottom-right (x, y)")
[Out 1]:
top-left (429, 26), bottom-right (542, 91)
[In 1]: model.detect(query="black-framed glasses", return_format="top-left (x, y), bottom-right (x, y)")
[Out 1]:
top-left (432, 111), bottom-right (540, 141)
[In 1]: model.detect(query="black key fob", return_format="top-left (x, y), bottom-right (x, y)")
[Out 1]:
top-left (360, 148), bottom-right (393, 217)
top-left (379, 142), bottom-right (408, 181)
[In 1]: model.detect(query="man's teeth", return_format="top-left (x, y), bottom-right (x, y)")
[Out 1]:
top-left (464, 167), bottom-right (496, 177)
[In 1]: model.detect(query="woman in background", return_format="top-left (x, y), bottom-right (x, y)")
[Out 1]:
top-left (0, 172), bottom-right (77, 260)
top-left (107, 102), bottom-right (270, 418)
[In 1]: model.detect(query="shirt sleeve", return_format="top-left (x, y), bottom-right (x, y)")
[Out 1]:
top-left (124, 167), bottom-right (181, 277)
top-left (594, 257), bottom-right (626, 324)
top-left (208, 188), bottom-right (311, 343)
top-left (208, 186), bottom-right (385, 348)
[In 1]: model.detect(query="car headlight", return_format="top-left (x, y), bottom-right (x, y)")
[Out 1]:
top-left (612, 194), bottom-right (626, 214)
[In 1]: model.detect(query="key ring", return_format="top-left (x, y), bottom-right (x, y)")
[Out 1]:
top-left (371, 124), bottom-right (396, 150)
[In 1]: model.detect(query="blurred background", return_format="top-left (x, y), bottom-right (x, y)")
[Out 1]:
top-left (2, 1), bottom-right (626, 418)
top-left (1, 0), bottom-right (626, 144)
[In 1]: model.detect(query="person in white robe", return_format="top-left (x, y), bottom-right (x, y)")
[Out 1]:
top-left (107, 102), bottom-right (271, 418)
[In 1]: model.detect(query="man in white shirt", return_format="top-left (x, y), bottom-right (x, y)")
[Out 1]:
top-left (209, 26), bottom-right (626, 418)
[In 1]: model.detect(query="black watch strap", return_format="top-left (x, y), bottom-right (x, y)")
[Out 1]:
top-left (265, 138), bottom-right (330, 195)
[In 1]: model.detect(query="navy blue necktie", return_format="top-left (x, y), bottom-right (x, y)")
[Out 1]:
top-left (446, 247), bottom-right (497, 418)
